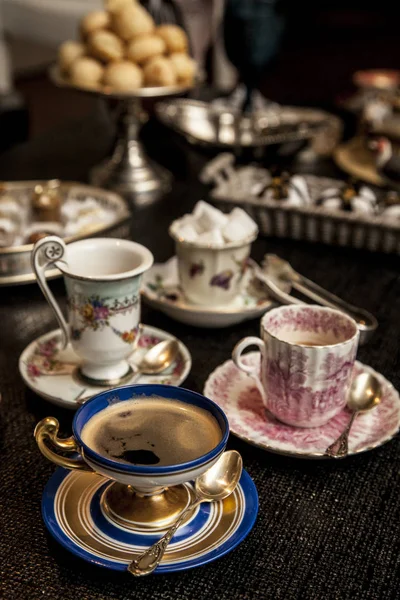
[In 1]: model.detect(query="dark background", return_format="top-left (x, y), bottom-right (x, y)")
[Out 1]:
top-left (275, 2), bottom-right (400, 105)
top-left (1, 3), bottom-right (400, 600)
top-left (9, 3), bottom-right (400, 139)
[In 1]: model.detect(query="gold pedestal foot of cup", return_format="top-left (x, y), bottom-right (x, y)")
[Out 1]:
top-left (101, 482), bottom-right (195, 531)
top-left (74, 365), bottom-right (134, 388)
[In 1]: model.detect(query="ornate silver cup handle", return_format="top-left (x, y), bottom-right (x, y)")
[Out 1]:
top-left (31, 235), bottom-right (69, 350)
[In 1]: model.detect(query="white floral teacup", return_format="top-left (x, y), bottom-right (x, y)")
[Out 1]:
top-left (31, 236), bottom-right (153, 384)
top-left (233, 305), bottom-right (359, 428)
top-left (169, 226), bottom-right (257, 307)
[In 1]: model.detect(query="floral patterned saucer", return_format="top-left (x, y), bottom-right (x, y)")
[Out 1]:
top-left (19, 324), bottom-right (191, 410)
top-left (141, 257), bottom-right (287, 328)
top-left (204, 353), bottom-right (400, 458)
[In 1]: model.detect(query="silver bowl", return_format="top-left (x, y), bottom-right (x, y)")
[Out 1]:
top-left (155, 99), bottom-right (342, 155)
top-left (0, 180), bottom-right (130, 286)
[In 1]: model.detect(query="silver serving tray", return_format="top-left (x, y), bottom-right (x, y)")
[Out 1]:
top-left (0, 181), bottom-right (130, 286)
top-left (156, 99), bottom-right (342, 153)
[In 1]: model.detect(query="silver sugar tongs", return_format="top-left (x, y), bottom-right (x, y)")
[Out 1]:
top-left (251, 254), bottom-right (378, 345)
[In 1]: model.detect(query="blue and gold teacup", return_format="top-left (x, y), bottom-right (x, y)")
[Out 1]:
top-left (35, 384), bottom-right (229, 529)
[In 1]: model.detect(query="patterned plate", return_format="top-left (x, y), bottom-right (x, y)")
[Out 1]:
top-left (19, 325), bottom-right (191, 410)
top-left (204, 353), bottom-right (400, 459)
top-left (42, 468), bottom-right (258, 573)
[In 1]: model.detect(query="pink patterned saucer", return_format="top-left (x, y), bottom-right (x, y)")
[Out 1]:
top-left (204, 353), bottom-right (400, 458)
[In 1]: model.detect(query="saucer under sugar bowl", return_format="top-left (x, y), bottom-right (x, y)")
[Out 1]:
top-left (169, 201), bottom-right (258, 308)
top-left (35, 383), bottom-right (229, 530)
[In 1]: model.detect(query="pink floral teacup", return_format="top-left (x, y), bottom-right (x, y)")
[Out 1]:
top-left (232, 305), bottom-right (359, 428)
top-left (31, 236), bottom-right (153, 385)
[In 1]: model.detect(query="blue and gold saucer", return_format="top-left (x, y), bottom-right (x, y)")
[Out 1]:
top-left (42, 468), bottom-right (258, 573)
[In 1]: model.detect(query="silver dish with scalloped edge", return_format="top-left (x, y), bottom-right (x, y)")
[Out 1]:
top-left (0, 181), bottom-right (130, 286)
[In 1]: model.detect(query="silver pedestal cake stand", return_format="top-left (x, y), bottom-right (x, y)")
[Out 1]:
top-left (50, 66), bottom-right (192, 204)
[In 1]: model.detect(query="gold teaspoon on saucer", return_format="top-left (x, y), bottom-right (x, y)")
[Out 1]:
top-left (325, 372), bottom-right (382, 458)
top-left (127, 450), bottom-right (243, 577)
top-left (130, 339), bottom-right (180, 381)
top-left (76, 339), bottom-right (180, 405)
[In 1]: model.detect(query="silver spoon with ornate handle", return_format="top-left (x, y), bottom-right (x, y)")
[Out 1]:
top-left (127, 450), bottom-right (243, 577)
top-left (325, 372), bottom-right (382, 458)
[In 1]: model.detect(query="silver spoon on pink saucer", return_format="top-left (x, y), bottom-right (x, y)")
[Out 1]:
top-left (325, 372), bottom-right (382, 458)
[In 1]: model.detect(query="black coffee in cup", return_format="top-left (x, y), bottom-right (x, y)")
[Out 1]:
top-left (81, 396), bottom-right (222, 466)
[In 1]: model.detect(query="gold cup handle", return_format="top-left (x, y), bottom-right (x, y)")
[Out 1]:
top-left (34, 417), bottom-right (92, 471)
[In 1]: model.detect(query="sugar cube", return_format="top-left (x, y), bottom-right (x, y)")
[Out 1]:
top-left (222, 208), bottom-right (257, 242)
top-left (61, 199), bottom-right (82, 222)
top-left (290, 175), bottom-right (311, 205)
top-left (190, 216), bottom-right (208, 235)
top-left (196, 228), bottom-right (225, 246)
top-left (193, 200), bottom-right (228, 232)
top-left (286, 188), bottom-right (306, 207)
top-left (0, 217), bottom-right (18, 246)
top-left (352, 198), bottom-right (375, 215)
top-left (319, 187), bottom-right (339, 199)
top-left (177, 222), bottom-right (198, 242)
top-left (0, 217), bottom-right (17, 234)
top-left (359, 186), bottom-right (376, 202)
top-left (171, 201), bottom-right (257, 247)
top-left (0, 196), bottom-right (21, 220)
top-left (382, 205), bottom-right (400, 220)
top-left (319, 198), bottom-right (340, 211)
top-left (61, 197), bottom-right (99, 222)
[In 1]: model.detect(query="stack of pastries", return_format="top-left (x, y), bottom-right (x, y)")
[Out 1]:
top-left (58, 0), bottom-right (196, 93)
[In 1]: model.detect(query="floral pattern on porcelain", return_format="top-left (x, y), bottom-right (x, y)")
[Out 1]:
top-left (146, 275), bottom-right (179, 303)
top-left (67, 294), bottom-right (139, 346)
top-left (204, 353), bottom-right (400, 457)
top-left (138, 334), bottom-right (162, 348)
top-left (68, 294), bottom-right (138, 333)
top-left (210, 269), bottom-right (234, 290)
top-left (112, 326), bottom-right (140, 344)
top-left (25, 333), bottom-right (186, 382)
top-left (189, 261), bottom-right (205, 278)
top-left (175, 238), bottom-right (253, 306)
top-left (264, 305), bottom-right (357, 341)
top-left (234, 306), bottom-right (360, 427)
top-left (25, 335), bottom-right (70, 380)
top-left (263, 347), bottom-right (356, 427)
top-left (203, 258), bottom-right (248, 290)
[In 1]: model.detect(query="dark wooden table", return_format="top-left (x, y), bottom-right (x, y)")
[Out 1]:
top-left (1, 105), bottom-right (400, 600)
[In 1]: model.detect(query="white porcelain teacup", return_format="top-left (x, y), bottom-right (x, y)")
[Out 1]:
top-left (169, 226), bottom-right (257, 307)
top-left (31, 236), bottom-right (153, 384)
top-left (233, 305), bottom-right (360, 428)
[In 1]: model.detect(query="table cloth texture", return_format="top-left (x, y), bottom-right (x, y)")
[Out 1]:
top-left (0, 109), bottom-right (399, 600)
